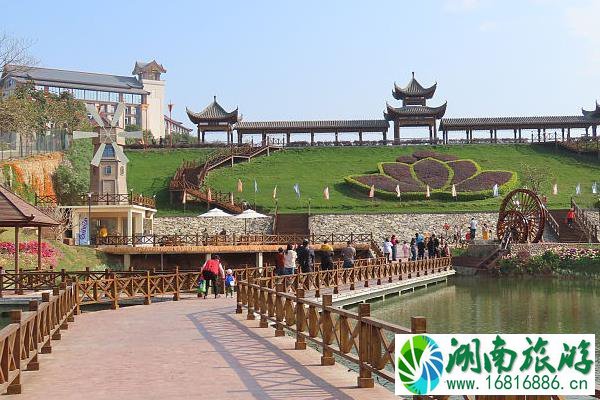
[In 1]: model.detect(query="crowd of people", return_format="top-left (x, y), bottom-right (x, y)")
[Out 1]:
top-left (274, 239), bottom-right (358, 275)
top-left (382, 233), bottom-right (451, 262)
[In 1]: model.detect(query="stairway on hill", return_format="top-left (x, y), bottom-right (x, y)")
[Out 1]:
top-left (274, 213), bottom-right (310, 236)
top-left (549, 209), bottom-right (595, 243)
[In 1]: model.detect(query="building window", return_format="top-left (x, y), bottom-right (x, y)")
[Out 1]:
top-left (123, 93), bottom-right (133, 103)
top-left (48, 86), bottom-right (60, 95)
top-left (132, 94), bottom-right (141, 104)
top-left (103, 166), bottom-right (112, 175)
top-left (73, 89), bottom-right (85, 99)
top-left (84, 90), bottom-right (97, 101)
top-left (97, 91), bottom-right (109, 102)
top-left (102, 144), bottom-right (115, 158)
top-left (109, 92), bottom-right (119, 102)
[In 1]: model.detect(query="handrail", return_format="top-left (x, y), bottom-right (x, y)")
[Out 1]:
top-left (36, 192), bottom-right (156, 208)
top-left (542, 203), bottom-right (560, 239)
top-left (571, 198), bottom-right (598, 243)
top-left (0, 283), bottom-right (77, 394)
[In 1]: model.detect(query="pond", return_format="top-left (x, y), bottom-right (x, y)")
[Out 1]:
top-left (368, 276), bottom-right (600, 382)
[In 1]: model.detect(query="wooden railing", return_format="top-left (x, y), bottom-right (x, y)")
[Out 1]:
top-left (542, 203), bottom-right (560, 239)
top-left (0, 283), bottom-right (77, 394)
top-left (35, 193), bottom-right (156, 208)
top-left (572, 198), bottom-right (599, 243)
top-left (92, 233), bottom-right (374, 247)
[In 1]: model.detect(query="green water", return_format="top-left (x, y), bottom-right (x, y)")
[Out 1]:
top-left (369, 276), bottom-right (600, 382)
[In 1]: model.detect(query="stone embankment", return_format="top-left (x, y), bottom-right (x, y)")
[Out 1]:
top-left (153, 216), bottom-right (274, 235)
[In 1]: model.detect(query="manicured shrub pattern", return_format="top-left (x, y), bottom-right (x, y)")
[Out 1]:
top-left (395, 155), bottom-right (417, 164)
top-left (455, 171), bottom-right (513, 191)
top-left (448, 160), bottom-right (478, 184)
top-left (354, 175), bottom-right (400, 192)
top-left (381, 163), bottom-right (423, 191)
top-left (413, 151), bottom-right (458, 162)
top-left (413, 158), bottom-right (450, 189)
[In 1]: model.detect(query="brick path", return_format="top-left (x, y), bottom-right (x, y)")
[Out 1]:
top-left (18, 295), bottom-right (395, 399)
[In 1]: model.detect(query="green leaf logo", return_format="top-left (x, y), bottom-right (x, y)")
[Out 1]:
top-left (397, 335), bottom-right (444, 394)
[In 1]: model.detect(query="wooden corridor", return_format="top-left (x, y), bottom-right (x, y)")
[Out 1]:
top-left (17, 296), bottom-right (395, 400)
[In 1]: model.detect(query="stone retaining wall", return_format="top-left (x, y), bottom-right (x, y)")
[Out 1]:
top-left (510, 242), bottom-right (600, 257)
top-left (153, 216), bottom-right (273, 235)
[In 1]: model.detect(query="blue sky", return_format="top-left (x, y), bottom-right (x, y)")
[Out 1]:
top-left (3, 0), bottom-right (599, 127)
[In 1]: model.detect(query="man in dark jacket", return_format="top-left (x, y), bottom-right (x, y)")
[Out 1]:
top-left (296, 239), bottom-right (315, 273)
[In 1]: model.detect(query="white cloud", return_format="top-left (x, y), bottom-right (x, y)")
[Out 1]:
top-left (565, 1), bottom-right (600, 72)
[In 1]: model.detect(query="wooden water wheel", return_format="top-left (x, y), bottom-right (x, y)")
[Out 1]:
top-left (497, 189), bottom-right (546, 243)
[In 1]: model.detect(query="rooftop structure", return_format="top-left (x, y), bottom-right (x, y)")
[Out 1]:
top-left (186, 96), bottom-right (239, 143)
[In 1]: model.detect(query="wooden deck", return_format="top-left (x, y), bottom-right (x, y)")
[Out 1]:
top-left (17, 295), bottom-right (395, 399)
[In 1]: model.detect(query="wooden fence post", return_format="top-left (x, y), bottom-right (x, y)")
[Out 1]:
top-left (321, 294), bottom-right (335, 366)
top-left (357, 303), bottom-right (374, 388)
top-left (294, 288), bottom-right (306, 350)
top-left (0, 266), bottom-right (4, 298)
top-left (173, 267), bottom-right (180, 301)
top-left (274, 282), bottom-right (285, 337)
top-left (246, 276), bottom-right (255, 320)
top-left (259, 283), bottom-right (268, 328)
top-left (7, 310), bottom-right (22, 394)
top-left (145, 271), bottom-right (151, 305)
top-left (235, 280), bottom-right (243, 314)
top-left (111, 273), bottom-right (119, 310)
top-left (40, 292), bottom-right (52, 354)
top-left (411, 316), bottom-right (427, 334)
top-left (27, 300), bottom-right (40, 371)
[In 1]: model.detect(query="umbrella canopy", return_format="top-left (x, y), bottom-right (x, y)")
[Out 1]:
top-left (197, 208), bottom-right (233, 217)
top-left (233, 209), bottom-right (269, 219)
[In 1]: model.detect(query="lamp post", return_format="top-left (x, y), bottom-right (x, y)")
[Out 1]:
top-left (87, 192), bottom-right (92, 245)
top-left (168, 102), bottom-right (174, 148)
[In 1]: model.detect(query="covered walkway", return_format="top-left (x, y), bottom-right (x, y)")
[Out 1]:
top-left (18, 295), bottom-right (395, 399)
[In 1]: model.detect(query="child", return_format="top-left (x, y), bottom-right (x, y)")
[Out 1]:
top-left (224, 269), bottom-right (235, 298)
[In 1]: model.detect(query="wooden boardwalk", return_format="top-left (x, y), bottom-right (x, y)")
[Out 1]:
top-left (17, 295), bottom-right (396, 399)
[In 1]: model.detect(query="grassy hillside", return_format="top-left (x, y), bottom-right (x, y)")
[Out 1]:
top-left (202, 145), bottom-right (600, 214)
top-left (125, 148), bottom-right (213, 216)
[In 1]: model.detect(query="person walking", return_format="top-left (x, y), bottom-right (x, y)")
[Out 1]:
top-left (283, 243), bottom-right (297, 275)
top-left (402, 240), bottom-right (410, 261)
top-left (297, 239), bottom-right (315, 273)
top-left (469, 217), bottom-right (478, 241)
top-left (391, 235), bottom-right (398, 261)
top-left (319, 240), bottom-right (334, 270)
top-left (200, 254), bottom-right (225, 299)
top-left (566, 208), bottom-right (575, 228)
top-left (275, 247), bottom-right (285, 276)
top-left (382, 238), bottom-right (392, 261)
top-left (482, 223), bottom-right (489, 240)
top-left (341, 241), bottom-right (356, 268)
top-left (410, 238), bottom-right (417, 261)
top-left (432, 234), bottom-right (440, 258)
top-left (416, 233), bottom-right (425, 260)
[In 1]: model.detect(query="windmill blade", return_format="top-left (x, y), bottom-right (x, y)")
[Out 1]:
top-left (111, 103), bottom-right (125, 127)
top-left (85, 103), bottom-right (105, 128)
top-left (112, 143), bottom-right (130, 165)
top-left (119, 130), bottom-right (143, 139)
top-left (73, 130), bottom-right (98, 140)
top-left (90, 143), bottom-right (106, 167)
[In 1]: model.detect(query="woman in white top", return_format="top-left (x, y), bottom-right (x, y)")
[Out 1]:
top-left (283, 243), bottom-right (297, 275)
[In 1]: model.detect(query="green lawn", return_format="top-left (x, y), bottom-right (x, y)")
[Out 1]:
top-left (125, 148), bottom-right (213, 216)
top-left (202, 145), bottom-right (600, 214)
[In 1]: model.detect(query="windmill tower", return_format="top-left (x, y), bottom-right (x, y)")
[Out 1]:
top-left (73, 103), bottom-right (142, 196)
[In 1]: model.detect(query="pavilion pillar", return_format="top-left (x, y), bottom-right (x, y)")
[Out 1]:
top-left (127, 209), bottom-right (133, 240)
top-left (14, 227), bottom-right (21, 294)
top-left (310, 131), bottom-right (314, 146)
top-left (537, 129), bottom-right (541, 142)
top-left (518, 129), bottom-right (522, 140)
top-left (393, 121), bottom-right (399, 144)
top-left (261, 131), bottom-right (267, 145)
top-left (513, 129), bottom-right (517, 142)
top-left (226, 129), bottom-right (231, 145)
top-left (37, 227), bottom-right (42, 271)
top-left (335, 131), bottom-right (339, 144)
top-left (561, 128), bottom-right (565, 142)
top-left (201, 130), bottom-right (206, 143)
top-left (383, 130), bottom-right (388, 142)
top-left (466, 130), bottom-right (469, 143)
top-left (543, 128), bottom-right (547, 142)
top-left (286, 133), bottom-right (291, 145)
top-left (585, 127), bottom-right (589, 136)
top-left (593, 125), bottom-right (597, 137)
top-left (358, 131), bottom-right (363, 144)
top-left (237, 131), bottom-right (242, 144)
top-left (433, 122), bottom-right (438, 143)
top-left (197, 127), bottom-right (200, 144)
top-left (494, 130), bottom-right (497, 143)
top-left (567, 128), bottom-right (571, 140)
top-left (489, 129), bottom-right (493, 142)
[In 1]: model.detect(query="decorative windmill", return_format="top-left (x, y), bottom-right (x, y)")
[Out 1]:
top-left (73, 103), bottom-right (143, 195)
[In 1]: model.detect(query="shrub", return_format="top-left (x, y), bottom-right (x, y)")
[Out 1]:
top-left (455, 171), bottom-right (514, 192)
top-left (413, 158), bottom-right (452, 189)
top-left (395, 155), bottom-right (417, 164)
top-left (448, 160), bottom-right (479, 185)
top-left (380, 163), bottom-right (424, 191)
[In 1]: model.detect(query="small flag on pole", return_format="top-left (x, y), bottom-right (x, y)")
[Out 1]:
top-left (552, 183), bottom-right (558, 195)
top-left (576, 183), bottom-right (581, 195)
top-left (254, 180), bottom-right (258, 193)
top-left (493, 184), bottom-right (499, 197)
top-left (237, 179), bottom-right (243, 193)
top-left (272, 185), bottom-right (277, 199)
top-left (425, 185), bottom-right (430, 198)
top-left (369, 185), bottom-right (375, 198)
top-left (395, 184), bottom-right (401, 198)
top-left (323, 186), bottom-right (330, 200)
top-left (182, 190), bottom-right (186, 204)
top-left (207, 188), bottom-right (212, 202)
top-left (293, 183), bottom-right (301, 199)
top-left (230, 192), bottom-right (235, 205)
top-left (451, 184), bottom-right (457, 198)
top-left (593, 182), bottom-right (598, 194)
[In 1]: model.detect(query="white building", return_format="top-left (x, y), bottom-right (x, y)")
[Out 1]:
top-left (0, 60), bottom-right (185, 139)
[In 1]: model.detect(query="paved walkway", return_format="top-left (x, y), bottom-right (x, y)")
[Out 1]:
top-left (18, 295), bottom-right (395, 399)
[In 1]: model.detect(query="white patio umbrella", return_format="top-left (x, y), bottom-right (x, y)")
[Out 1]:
top-left (234, 209), bottom-right (269, 234)
top-left (197, 208), bottom-right (233, 217)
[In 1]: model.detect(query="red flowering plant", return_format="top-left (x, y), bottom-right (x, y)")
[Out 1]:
top-left (0, 240), bottom-right (61, 269)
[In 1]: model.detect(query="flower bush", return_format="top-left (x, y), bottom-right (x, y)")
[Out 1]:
top-left (345, 151), bottom-right (517, 200)
top-left (498, 247), bottom-right (600, 277)
top-left (0, 240), bottom-right (61, 269)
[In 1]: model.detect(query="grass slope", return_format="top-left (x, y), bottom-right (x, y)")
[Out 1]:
top-left (202, 145), bottom-right (600, 214)
top-left (125, 148), bottom-right (213, 216)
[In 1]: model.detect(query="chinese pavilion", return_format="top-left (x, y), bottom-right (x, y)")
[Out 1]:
top-left (186, 96), bottom-right (239, 143)
top-left (384, 72), bottom-right (447, 143)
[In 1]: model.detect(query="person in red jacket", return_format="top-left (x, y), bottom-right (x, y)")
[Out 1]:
top-left (201, 255), bottom-right (225, 298)
top-left (566, 208), bottom-right (576, 229)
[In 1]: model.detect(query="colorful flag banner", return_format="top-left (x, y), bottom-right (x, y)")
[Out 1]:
top-left (182, 190), bottom-right (186, 204)
top-left (323, 186), bottom-right (330, 200)
top-left (593, 182), bottom-right (598, 194)
top-left (425, 185), bottom-right (431, 198)
top-left (272, 185), bottom-right (277, 199)
top-left (230, 192), bottom-right (235, 205)
top-left (395, 184), bottom-right (401, 198)
top-left (237, 179), bottom-right (243, 193)
top-left (451, 184), bottom-right (457, 198)
top-left (493, 184), bottom-right (499, 197)
top-left (576, 183), bottom-right (581, 195)
top-left (552, 183), bottom-right (558, 195)
top-left (369, 185), bottom-right (375, 198)
top-left (254, 180), bottom-right (258, 193)
top-left (293, 183), bottom-right (301, 199)
top-left (207, 188), bottom-right (212, 202)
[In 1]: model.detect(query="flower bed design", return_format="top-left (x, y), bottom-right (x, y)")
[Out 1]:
top-left (0, 240), bottom-right (61, 269)
top-left (345, 151), bottom-right (517, 200)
